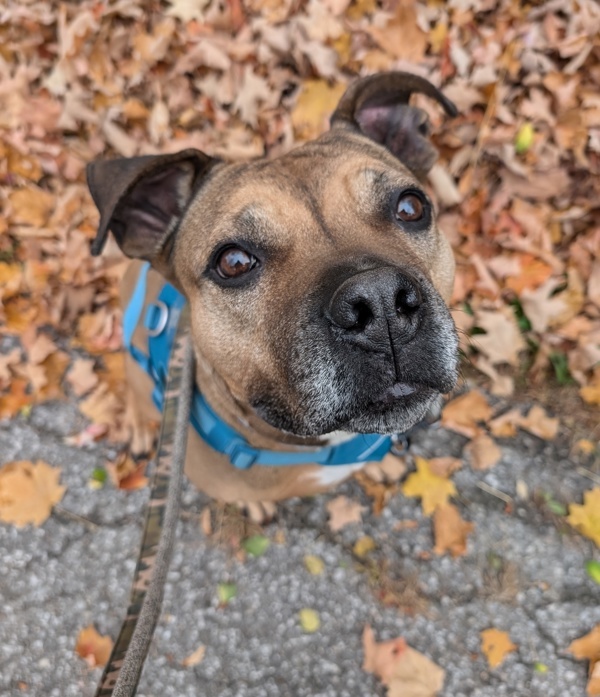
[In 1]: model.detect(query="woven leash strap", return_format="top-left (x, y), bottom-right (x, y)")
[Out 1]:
top-left (95, 305), bottom-right (194, 697)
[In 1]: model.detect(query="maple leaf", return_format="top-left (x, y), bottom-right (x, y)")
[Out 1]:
top-left (363, 625), bottom-right (445, 697)
top-left (433, 503), bottom-right (474, 557)
top-left (402, 457), bottom-right (457, 516)
top-left (106, 453), bottom-right (149, 491)
top-left (473, 307), bottom-right (526, 366)
top-left (75, 625), bottom-right (113, 668)
top-left (326, 495), bottom-right (366, 532)
top-left (567, 488), bottom-right (600, 547)
top-left (480, 628), bottom-right (517, 669)
top-left (0, 460), bottom-right (66, 527)
top-left (441, 391), bottom-right (493, 438)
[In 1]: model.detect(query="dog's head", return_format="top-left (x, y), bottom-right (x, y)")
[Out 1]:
top-left (88, 72), bottom-right (459, 437)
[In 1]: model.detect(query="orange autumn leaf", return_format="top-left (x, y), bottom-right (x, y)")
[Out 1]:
top-left (402, 457), bottom-right (457, 516)
top-left (433, 503), bottom-right (474, 557)
top-left (67, 358), bottom-right (99, 397)
top-left (363, 625), bottom-right (445, 697)
top-left (464, 433), bottom-right (502, 470)
top-left (0, 378), bottom-right (33, 419)
top-left (567, 624), bottom-right (600, 697)
top-left (291, 80), bottom-right (346, 140)
top-left (106, 453), bottom-right (149, 491)
top-left (480, 628), bottom-right (517, 669)
top-left (441, 391), bottom-right (493, 438)
top-left (518, 405), bottom-right (559, 440)
top-left (326, 495), bottom-right (366, 532)
top-left (75, 625), bottom-right (113, 668)
top-left (567, 488), bottom-right (600, 547)
top-left (0, 460), bottom-right (66, 527)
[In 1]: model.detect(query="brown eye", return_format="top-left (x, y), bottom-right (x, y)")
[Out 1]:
top-left (215, 246), bottom-right (257, 279)
top-left (396, 193), bottom-right (424, 222)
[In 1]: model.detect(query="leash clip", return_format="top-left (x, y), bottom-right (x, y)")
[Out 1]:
top-left (391, 432), bottom-right (410, 457)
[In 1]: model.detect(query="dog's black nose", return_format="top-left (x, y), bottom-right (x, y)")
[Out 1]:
top-left (327, 267), bottom-right (423, 349)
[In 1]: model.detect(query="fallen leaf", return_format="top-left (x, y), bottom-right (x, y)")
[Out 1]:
top-left (66, 358), bottom-right (99, 397)
top-left (567, 623), bottom-right (600, 697)
top-left (299, 608), bottom-right (320, 633)
top-left (75, 625), bottom-right (113, 668)
top-left (242, 534), bottom-right (270, 557)
top-left (363, 625), bottom-right (445, 696)
top-left (353, 535), bottom-right (376, 558)
top-left (79, 382), bottom-right (121, 427)
top-left (567, 488), bottom-right (600, 547)
top-left (402, 457), bottom-right (457, 516)
top-left (480, 628), bottom-right (517, 669)
top-left (585, 561), bottom-right (600, 585)
top-left (8, 186), bottom-right (55, 227)
top-left (182, 644), bottom-right (206, 667)
top-left (433, 503), bottom-right (474, 557)
top-left (106, 453), bottom-right (149, 490)
top-left (217, 582), bottom-right (237, 604)
top-left (464, 433), bottom-right (502, 470)
top-left (0, 460), bottom-right (65, 527)
top-left (428, 457), bottom-right (463, 478)
top-left (518, 405), bottom-right (559, 440)
top-left (326, 495), bottom-right (366, 532)
top-left (441, 391), bottom-right (493, 438)
top-left (489, 409), bottom-right (522, 438)
top-left (291, 80), bottom-right (346, 140)
top-left (473, 308), bottom-right (527, 366)
top-left (304, 554), bottom-right (325, 575)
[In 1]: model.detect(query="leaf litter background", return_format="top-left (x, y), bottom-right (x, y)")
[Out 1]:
top-left (1, 0), bottom-right (600, 695)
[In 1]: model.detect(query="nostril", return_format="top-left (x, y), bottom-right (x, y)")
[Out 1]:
top-left (396, 287), bottom-right (421, 314)
top-left (351, 300), bottom-right (373, 331)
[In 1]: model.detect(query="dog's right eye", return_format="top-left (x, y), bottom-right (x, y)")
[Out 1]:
top-left (214, 246), bottom-right (258, 279)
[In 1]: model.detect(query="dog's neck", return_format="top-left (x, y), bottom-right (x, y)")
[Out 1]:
top-left (194, 352), bottom-right (343, 453)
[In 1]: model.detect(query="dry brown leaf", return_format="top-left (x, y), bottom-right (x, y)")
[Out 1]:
top-left (182, 644), bottom-right (206, 667)
top-left (489, 409), bottom-right (522, 438)
top-left (326, 495), bottom-right (366, 532)
top-left (368, 1), bottom-right (427, 62)
top-left (67, 358), bottom-right (99, 397)
top-left (79, 382), bottom-right (121, 427)
top-left (363, 625), bottom-right (445, 696)
top-left (441, 391), bottom-right (494, 438)
top-left (0, 460), bottom-right (65, 527)
top-left (106, 453), bottom-right (149, 491)
top-left (473, 308), bottom-right (526, 366)
top-left (464, 433), bottom-right (502, 470)
top-left (8, 186), bottom-right (55, 227)
top-left (428, 457), bottom-right (463, 478)
top-left (480, 628), bottom-right (517, 669)
top-left (75, 625), bottom-right (113, 668)
top-left (433, 503), bottom-right (474, 557)
top-left (518, 405), bottom-right (559, 440)
top-left (567, 488), bottom-right (600, 547)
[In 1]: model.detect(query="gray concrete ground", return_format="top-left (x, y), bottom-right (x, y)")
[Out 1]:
top-left (1, 398), bottom-right (599, 697)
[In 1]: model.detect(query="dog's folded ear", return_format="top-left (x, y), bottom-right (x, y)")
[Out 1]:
top-left (86, 149), bottom-right (216, 273)
top-left (331, 72), bottom-right (457, 179)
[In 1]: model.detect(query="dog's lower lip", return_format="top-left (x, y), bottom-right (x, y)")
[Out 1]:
top-left (376, 381), bottom-right (419, 405)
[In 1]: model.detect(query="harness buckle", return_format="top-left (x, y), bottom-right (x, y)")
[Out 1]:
top-left (146, 300), bottom-right (169, 338)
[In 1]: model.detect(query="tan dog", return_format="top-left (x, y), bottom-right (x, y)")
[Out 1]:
top-left (87, 72), bottom-right (459, 517)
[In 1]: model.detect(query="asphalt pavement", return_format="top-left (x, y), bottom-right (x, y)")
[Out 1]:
top-left (1, 397), bottom-right (599, 697)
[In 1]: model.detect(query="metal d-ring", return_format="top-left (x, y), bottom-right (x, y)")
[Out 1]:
top-left (147, 300), bottom-right (169, 338)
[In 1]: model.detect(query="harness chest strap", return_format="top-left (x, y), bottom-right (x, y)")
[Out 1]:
top-left (123, 263), bottom-right (399, 470)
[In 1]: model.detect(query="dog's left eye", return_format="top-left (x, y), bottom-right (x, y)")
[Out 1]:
top-left (215, 246), bottom-right (258, 279)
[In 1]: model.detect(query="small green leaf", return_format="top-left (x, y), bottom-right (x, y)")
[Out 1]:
top-left (217, 583), bottom-right (237, 604)
top-left (304, 555), bottom-right (325, 575)
top-left (585, 560), bottom-right (600, 585)
top-left (242, 535), bottom-right (270, 557)
top-left (542, 492), bottom-right (567, 516)
top-left (20, 404), bottom-right (32, 418)
top-left (299, 608), bottom-right (320, 633)
top-left (549, 352), bottom-right (573, 386)
top-left (91, 467), bottom-right (108, 484)
top-left (515, 122), bottom-right (534, 154)
top-left (534, 662), bottom-right (548, 673)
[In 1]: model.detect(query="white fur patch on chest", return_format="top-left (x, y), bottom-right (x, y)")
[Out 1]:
top-left (304, 461), bottom-right (366, 487)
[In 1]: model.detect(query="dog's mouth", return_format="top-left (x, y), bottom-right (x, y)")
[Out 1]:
top-left (359, 381), bottom-right (437, 417)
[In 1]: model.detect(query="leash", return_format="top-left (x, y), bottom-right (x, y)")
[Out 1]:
top-left (95, 305), bottom-right (194, 697)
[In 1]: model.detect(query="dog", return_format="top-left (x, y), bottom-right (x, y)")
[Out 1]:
top-left (87, 72), bottom-right (459, 518)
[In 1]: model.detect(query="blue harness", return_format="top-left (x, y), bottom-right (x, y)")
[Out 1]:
top-left (123, 263), bottom-right (397, 470)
